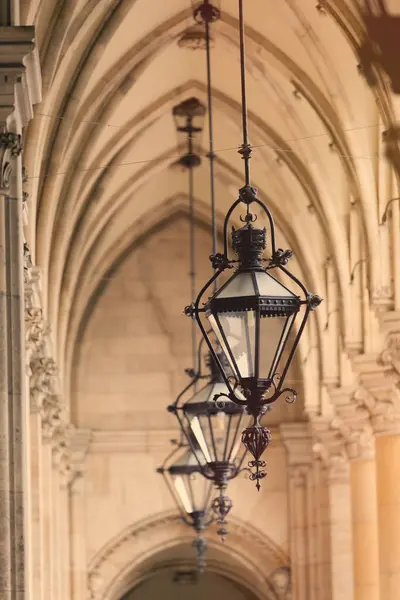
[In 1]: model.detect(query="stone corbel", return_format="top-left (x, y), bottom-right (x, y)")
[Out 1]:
top-left (353, 385), bottom-right (400, 436)
top-left (311, 418), bottom-right (349, 483)
top-left (328, 386), bottom-right (375, 460)
top-left (29, 355), bottom-right (58, 414)
top-left (352, 350), bottom-right (400, 436)
top-left (379, 310), bottom-right (400, 378)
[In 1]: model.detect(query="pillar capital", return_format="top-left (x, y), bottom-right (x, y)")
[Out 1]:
top-left (311, 418), bottom-right (350, 483)
top-left (379, 310), bottom-right (400, 378)
top-left (352, 352), bottom-right (400, 436)
top-left (328, 386), bottom-right (375, 460)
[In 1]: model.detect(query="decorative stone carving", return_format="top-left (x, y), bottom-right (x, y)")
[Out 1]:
top-left (29, 356), bottom-right (58, 412)
top-left (328, 388), bottom-right (375, 460)
top-left (0, 156), bottom-right (11, 191)
top-left (353, 385), bottom-right (400, 436)
top-left (23, 241), bottom-right (33, 285)
top-left (178, 24), bottom-right (212, 51)
top-left (88, 513), bottom-right (289, 600)
top-left (88, 570), bottom-right (103, 600)
top-left (25, 306), bottom-right (49, 372)
top-left (380, 332), bottom-right (400, 374)
top-left (0, 131), bottom-right (23, 156)
top-left (312, 419), bottom-right (349, 483)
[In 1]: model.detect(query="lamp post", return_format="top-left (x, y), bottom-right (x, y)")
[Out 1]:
top-left (157, 444), bottom-right (214, 572)
top-left (184, 0), bottom-right (322, 488)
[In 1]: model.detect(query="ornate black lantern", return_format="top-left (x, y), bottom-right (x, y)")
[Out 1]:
top-left (172, 97), bottom-right (206, 170)
top-left (157, 444), bottom-right (213, 572)
top-left (184, 0), bottom-right (322, 488)
top-left (169, 350), bottom-right (249, 533)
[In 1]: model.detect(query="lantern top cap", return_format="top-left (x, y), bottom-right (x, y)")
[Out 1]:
top-left (232, 221), bottom-right (267, 270)
top-left (173, 97), bottom-right (206, 119)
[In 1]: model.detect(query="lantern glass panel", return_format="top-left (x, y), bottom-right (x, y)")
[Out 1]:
top-left (260, 313), bottom-right (296, 378)
top-left (217, 311), bottom-right (256, 378)
top-left (255, 271), bottom-right (297, 297)
top-left (217, 271), bottom-right (256, 297)
top-left (173, 475), bottom-right (193, 513)
top-left (171, 451), bottom-right (211, 515)
top-left (184, 382), bottom-right (247, 464)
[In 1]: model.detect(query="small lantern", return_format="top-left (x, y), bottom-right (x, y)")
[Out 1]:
top-left (169, 352), bottom-right (249, 532)
top-left (157, 445), bottom-right (213, 571)
top-left (172, 98), bottom-right (206, 170)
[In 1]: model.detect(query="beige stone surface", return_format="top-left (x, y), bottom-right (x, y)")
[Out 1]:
top-left (1, 2), bottom-right (400, 600)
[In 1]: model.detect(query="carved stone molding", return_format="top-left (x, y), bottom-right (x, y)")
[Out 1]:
top-left (0, 131), bottom-right (22, 156)
top-left (329, 387), bottom-right (375, 460)
top-left (352, 351), bottom-right (400, 436)
top-left (0, 132), bottom-right (23, 192)
top-left (178, 24), bottom-right (213, 51)
top-left (29, 356), bottom-right (58, 411)
top-left (353, 385), bottom-right (400, 436)
top-left (25, 306), bottom-right (49, 372)
top-left (380, 332), bottom-right (400, 375)
top-left (311, 419), bottom-right (349, 483)
top-left (88, 513), bottom-right (289, 600)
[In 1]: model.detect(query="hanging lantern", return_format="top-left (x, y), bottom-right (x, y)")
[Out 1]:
top-left (169, 351), bottom-right (249, 531)
top-left (157, 445), bottom-right (213, 572)
top-left (184, 0), bottom-right (322, 488)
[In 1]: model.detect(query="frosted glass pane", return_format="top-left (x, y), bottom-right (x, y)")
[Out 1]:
top-left (190, 416), bottom-right (212, 463)
top-left (217, 272), bottom-right (255, 298)
top-left (208, 314), bottom-right (238, 378)
top-left (255, 271), bottom-right (296, 297)
top-left (218, 311), bottom-right (256, 378)
top-left (188, 471), bottom-right (209, 513)
top-left (259, 315), bottom-right (290, 378)
top-left (269, 313), bottom-right (296, 376)
top-left (173, 476), bottom-right (193, 514)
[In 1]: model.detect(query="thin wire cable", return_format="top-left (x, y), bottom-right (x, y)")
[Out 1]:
top-left (24, 137), bottom-right (382, 182)
top-left (204, 8), bottom-right (218, 293)
top-left (238, 0), bottom-right (251, 187)
top-left (35, 109), bottom-right (381, 138)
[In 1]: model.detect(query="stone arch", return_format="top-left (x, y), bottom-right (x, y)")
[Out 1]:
top-left (88, 512), bottom-right (290, 600)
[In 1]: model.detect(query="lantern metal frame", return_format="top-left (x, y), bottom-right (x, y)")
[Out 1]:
top-left (157, 441), bottom-right (214, 572)
top-left (169, 340), bottom-right (250, 531)
top-left (185, 199), bottom-right (322, 412)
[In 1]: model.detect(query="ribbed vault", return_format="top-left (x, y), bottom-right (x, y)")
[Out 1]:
top-left (22, 0), bottom-right (400, 417)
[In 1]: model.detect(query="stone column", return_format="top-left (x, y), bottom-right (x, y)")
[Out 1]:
top-left (281, 423), bottom-right (314, 600)
top-left (350, 455), bottom-right (380, 600)
top-left (0, 26), bottom-right (40, 600)
top-left (313, 421), bottom-right (354, 600)
top-left (69, 429), bottom-right (92, 600)
top-left (375, 433), bottom-right (400, 600)
top-left (353, 343), bottom-right (400, 600)
top-left (330, 389), bottom-right (380, 600)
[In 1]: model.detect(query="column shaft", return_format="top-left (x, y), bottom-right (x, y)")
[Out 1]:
top-left (350, 458), bottom-right (380, 600)
top-left (376, 434), bottom-right (400, 599)
top-left (327, 466), bottom-right (354, 600)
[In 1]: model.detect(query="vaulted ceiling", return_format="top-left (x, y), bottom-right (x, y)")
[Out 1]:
top-left (22, 0), bottom-right (400, 415)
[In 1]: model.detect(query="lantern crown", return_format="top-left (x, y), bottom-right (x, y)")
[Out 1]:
top-left (232, 220), bottom-right (266, 270)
